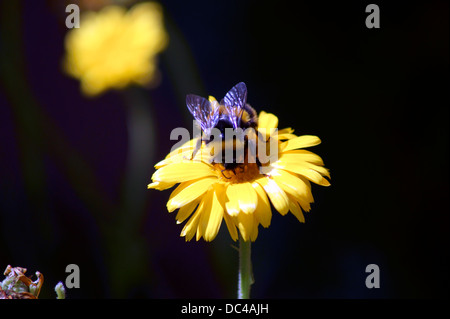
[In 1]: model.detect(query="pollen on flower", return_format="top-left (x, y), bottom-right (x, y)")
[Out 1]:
top-left (214, 162), bottom-right (261, 184)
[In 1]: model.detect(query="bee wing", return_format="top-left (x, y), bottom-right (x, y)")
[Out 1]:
top-left (223, 82), bottom-right (247, 129)
top-left (186, 94), bottom-right (220, 136)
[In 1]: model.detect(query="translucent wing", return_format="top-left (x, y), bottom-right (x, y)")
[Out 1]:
top-left (223, 82), bottom-right (247, 129)
top-left (186, 94), bottom-right (220, 136)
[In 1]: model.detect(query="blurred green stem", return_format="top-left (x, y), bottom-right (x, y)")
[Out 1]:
top-left (105, 86), bottom-right (156, 297)
top-left (238, 238), bottom-right (253, 299)
top-left (121, 87), bottom-right (156, 217)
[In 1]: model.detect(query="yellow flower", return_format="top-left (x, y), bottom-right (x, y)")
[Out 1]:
top-left (63, 2), bottom-right (168, 96)
top-left (148, 111), bottom-right (330, 242)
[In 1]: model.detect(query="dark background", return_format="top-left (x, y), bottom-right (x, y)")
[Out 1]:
top-left (0, 0), bottom-right (448, 298)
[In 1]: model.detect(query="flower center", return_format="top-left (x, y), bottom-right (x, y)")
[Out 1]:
top-left (213, 162), bottom-right (262, 184)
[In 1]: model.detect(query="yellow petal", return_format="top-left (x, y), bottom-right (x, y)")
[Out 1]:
top-left (278, 150), bottom-right (325, 166)
top-left (276, 133), bottom-right (298, 140)
top-left (256, 177), bottom-right (289, 215)
top-left (252, 182), bottom-right (272, 228)
top-left (284, 165), bottom-right (330, 186)
top-left (156, 138), bottom-right (197, 168)
top-left (155, 153), bottom-right (188, 168)
top-left (271, 169), bottom-right (311, 200)
top-left (234, 211), bottom-right (256, 242)
top-left (279, 135), bottom-right (321, 152)
top-left (158, 144), bottom-right (214, 168)
top-left (218, 184), bottom-right (238, 241)
top-left (226, 182), bottom-right (258, 215)
top-left (295, 176), bottom-right (314, 212)
top-left (277, 152), bottom-right (330, 179)
top-left (299, 162), bottom-right (330, 179)
top-left (195, 189), bottom-right (211, 240)
top-left (152, 162), bottom-right (217, 183)
top-left (297, 195), bottom-right (312, 212)
top-left (198, 187), bottom-right (224, 242)
top-left (176, 198), bottom-right (199, 224)
top-left (275, 152), bottom-right (330, 186)
top-left (223, 209), bottom-right (239, 241)
top-left (180, 201), bottom-right (203, 241)
top-left (225, 194), bottom-right (240, 217)
top-left (287, 194), bottom-right (305, 223)
top-left (147, 181), bottom-right (176, 190)
top-left (276, 127), bottom-right (294, 135)
top-left (258, 111), bottom-right (279, 129)
top-left (250, 220), bottom-right (259, 241)
top-left (167, 138), bottom-right (196, 156)
top-left (167, 177), bottom-right (216, 212)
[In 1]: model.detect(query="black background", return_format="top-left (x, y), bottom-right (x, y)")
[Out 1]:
top-left (0, 0), bottom-right (448, 298)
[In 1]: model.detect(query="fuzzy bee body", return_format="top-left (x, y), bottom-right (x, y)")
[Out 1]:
top-left (186, 82), bottom-right (259, 175)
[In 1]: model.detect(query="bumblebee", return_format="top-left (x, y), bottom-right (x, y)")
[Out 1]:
top-left (186, 82), bottom-right (259, 177)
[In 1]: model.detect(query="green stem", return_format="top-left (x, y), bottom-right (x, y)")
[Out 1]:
top-left (238, 237), bottom-right (254, 299)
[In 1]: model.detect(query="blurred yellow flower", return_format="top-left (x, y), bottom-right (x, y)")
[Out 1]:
top-left (148, 110), bottom-right (330, 242)
top-left (63, 2), bottom-right (168, 96)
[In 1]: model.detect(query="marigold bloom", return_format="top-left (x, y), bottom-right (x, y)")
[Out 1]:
top-left (149, 108), bottom-right (330, 242)
top-left (63, 2), bottom-right (168, 96)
